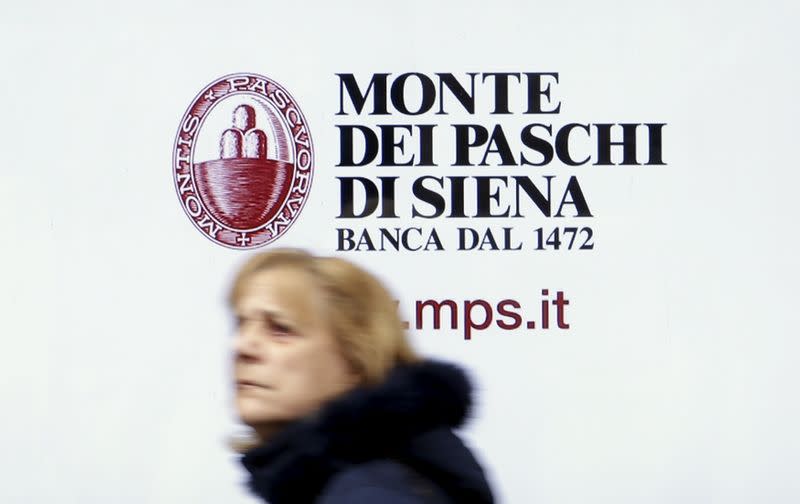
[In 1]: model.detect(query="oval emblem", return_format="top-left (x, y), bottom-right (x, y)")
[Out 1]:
top-left (173, 73), bottom-right (314, 248)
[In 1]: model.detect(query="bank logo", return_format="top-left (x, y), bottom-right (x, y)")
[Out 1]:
top-left (173, 73), bottom-right (314, 248)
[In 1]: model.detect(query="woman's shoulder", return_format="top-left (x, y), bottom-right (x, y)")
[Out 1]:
top-left (317, 459), bottom-right (451, 504)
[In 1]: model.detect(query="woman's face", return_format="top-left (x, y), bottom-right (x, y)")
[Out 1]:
top-left (232, 266), bottom-right (358, 427)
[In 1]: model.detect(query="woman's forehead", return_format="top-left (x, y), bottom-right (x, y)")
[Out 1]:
top-left (236, 267), bottom-right (324, 316)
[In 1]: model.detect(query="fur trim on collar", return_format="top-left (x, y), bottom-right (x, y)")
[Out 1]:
top-left (241, 360), bottom-right (487, 503)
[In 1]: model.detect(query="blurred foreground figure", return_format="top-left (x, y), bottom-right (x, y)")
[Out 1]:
top-left (229, 249), bottom-right (494, 504)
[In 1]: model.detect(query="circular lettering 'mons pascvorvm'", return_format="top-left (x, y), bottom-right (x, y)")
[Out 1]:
top-left (173, 73), bottom-right (314, 248)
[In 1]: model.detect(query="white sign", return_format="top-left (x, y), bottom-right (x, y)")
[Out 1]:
top-left (1, 2), bottom-right (798, 503)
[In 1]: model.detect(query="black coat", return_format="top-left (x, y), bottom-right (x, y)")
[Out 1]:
top-left (241, 360), bottom-right (495, 504)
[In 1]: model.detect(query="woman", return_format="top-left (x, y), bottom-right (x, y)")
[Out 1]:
top-left (229, 249), bottom-right (495, 503)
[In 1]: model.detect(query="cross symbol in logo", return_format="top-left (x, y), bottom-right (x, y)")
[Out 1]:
top-left (236, 233), bottom-right (251, 246)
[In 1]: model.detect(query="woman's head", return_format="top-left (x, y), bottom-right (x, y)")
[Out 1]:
top-left (229, 249), bottom-right (419, 432)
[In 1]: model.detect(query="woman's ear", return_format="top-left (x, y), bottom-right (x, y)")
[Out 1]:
top-left (344, 361), bottom-right (365, 389)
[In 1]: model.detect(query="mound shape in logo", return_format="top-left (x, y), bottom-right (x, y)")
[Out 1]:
top-left (173, 73), bottom-right (314, 248)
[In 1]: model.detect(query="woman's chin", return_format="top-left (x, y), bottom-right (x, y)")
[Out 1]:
top-left (237, 399), bottom-right (284, 425)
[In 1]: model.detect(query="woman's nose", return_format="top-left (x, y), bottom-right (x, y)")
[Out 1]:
top-left (234, 324), bottom-right (263, 362)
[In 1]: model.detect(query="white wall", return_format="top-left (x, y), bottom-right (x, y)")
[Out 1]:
top-left (1, 1), bottom-right (798, 503)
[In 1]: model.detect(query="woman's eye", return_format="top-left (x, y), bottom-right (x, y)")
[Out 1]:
top-left (268, 320), bottom-right (293, 336)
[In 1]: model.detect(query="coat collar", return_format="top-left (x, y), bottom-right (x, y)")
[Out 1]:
top-left (241, 360), bottom-right (492, 503)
